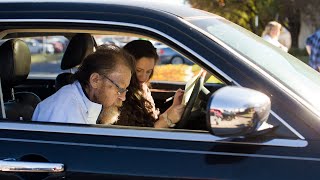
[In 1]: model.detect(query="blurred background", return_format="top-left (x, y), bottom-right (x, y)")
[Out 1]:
top-left (186, 0), bottom-right (320, 64)
top-left (25, 0), bottom-right (320, 83)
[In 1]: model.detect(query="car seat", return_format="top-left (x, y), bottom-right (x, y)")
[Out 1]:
top-left (0, 39), bottom-right (41, 120)
top-left (55, 33), bottom-right (94, 90)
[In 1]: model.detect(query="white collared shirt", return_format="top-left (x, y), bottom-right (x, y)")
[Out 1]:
top-left (32, 81), bottom-right (102, 124)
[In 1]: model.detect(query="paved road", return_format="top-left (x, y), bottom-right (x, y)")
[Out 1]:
top-left (30, 60), bottom-right (62, 74)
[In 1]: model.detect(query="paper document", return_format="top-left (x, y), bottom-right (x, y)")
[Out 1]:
top-left (181, 69), bottom-right (204, 105)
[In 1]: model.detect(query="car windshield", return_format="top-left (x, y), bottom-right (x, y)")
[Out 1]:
top-left (188, 17), bottom-right (320, 114)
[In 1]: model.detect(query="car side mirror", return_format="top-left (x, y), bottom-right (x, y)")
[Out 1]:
top-left (207, 86), bottom-right (271, 137)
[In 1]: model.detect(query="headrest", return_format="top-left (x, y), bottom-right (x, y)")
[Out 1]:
top-left (60, 33), bottom-right (94, 70)
top-left (55, 72), bottom-right (73, 91)
top-left (0, 39), bottom-right (31, 88)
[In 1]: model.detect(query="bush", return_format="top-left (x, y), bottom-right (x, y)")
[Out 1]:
top-left (288, 48), bottom-right (309, 64)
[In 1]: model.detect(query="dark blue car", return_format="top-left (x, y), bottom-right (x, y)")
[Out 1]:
top-left (155, 43), bottom-right (194, 65)
top-left (0, 0), bottom-right (320, 180)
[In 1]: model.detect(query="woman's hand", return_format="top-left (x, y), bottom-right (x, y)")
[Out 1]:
top-left (167, 104), bottom-right (185, 124)
top-left (168, 89), bottom-right (185, 124)
top-left (154, 89), bottom-right (185, 128)
top-left (172, 88), bottom-right (184, 106)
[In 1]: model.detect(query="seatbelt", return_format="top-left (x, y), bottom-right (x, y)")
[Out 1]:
top-left (0, 78), bottom-right (6, 119)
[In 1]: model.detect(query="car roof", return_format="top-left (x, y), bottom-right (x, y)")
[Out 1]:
top-left (0, 0), bottom-right (215, 19)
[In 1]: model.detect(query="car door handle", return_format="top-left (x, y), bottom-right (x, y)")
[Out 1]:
top-left (0, 159), bottom-right (64, 172)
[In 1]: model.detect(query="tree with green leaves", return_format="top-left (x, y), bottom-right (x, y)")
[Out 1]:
top-left (187, 0), bottom-right (320, 48)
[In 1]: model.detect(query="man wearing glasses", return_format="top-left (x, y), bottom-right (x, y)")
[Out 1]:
top-left (32, 45), bottom-right (134, 125)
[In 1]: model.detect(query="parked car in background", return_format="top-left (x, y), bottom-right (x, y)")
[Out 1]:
top-left (155, 43), bottom-right (194, 64)
top-left (25, 38), bottom-right (55, 54)
top-left (25, 39), bottom-right (42, 54)
top-left (96, 36), bottom-right (123, 47)
top-left (46, 36), bottom-right (69, 53)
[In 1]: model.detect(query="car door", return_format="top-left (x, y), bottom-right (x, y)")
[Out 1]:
top-left (0, 115), bottom-right (318, 180)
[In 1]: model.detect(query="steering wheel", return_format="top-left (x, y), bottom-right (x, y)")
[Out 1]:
top-left (175, 73), bottom-right (204, 129)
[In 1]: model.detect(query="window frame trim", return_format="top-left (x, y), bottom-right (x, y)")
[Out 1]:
top-left (0, 18), bottom-right (306, 142)
top-left (0, 122), bottom-right (308, 148)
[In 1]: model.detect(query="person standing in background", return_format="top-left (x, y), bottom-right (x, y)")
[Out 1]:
top-left (306, 29), bottom-right (320, 72)
top-left (278, 26), bottom-right (292, 51)
top-left (262, 21), bottom-right (288, 52)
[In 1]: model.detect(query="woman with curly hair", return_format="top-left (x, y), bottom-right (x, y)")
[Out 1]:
top-left (114, 40), bottom-right (184, 128)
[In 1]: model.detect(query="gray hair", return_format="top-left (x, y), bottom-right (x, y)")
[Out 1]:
top-left (73, 44), bottom-right (135, 87)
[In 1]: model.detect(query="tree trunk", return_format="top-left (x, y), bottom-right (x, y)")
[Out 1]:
top-left (286, 8), bottom-right (300, 48)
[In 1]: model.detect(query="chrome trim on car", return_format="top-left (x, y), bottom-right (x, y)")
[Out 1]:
top-left (0, 136), bottom-right (316, 162)
top-left (0, 160), bottom-right (64, 172)
top-left (0, 78), bottom-right (6, 119)
top-left (0, 122), bottom-right (308, 148)
top-left (270, 111), bottom-right (305, 140)
top-left (0, 18), bottom-right (305, 140)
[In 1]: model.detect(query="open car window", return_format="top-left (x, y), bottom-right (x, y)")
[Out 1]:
top-left (23, 36), bottom-right (69, 77)
top-left (24, 34), bottom-right (223, 85)
top-left (0, 32), bottom-right (225, 132)
top-left (93, 35), bottom-right (223, 85)
top-left (0, 29), bottom-right (302, 146)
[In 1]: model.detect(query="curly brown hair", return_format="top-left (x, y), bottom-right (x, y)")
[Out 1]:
top-left (116, 74), bottom-right (157, 127)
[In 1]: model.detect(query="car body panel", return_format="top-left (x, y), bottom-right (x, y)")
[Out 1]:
top-left (0, 122), bottom-right (318, 179)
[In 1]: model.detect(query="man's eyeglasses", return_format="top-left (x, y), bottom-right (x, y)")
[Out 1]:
top-left (103, 75), bottom-right (128, 95)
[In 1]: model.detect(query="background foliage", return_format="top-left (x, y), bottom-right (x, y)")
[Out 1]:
top-left (187, 0), bottom-right (320, 48)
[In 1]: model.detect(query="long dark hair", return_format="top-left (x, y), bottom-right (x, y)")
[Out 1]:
top-left (123, 40), bottom-right (159, 80)
top-left (116, 73), bottom-right (157, 127)
top-left (115, 40), bottom-right (159, 127)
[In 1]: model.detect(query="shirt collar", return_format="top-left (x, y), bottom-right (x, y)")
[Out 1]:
top-left (75, 81), bottom-right (102, 124)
